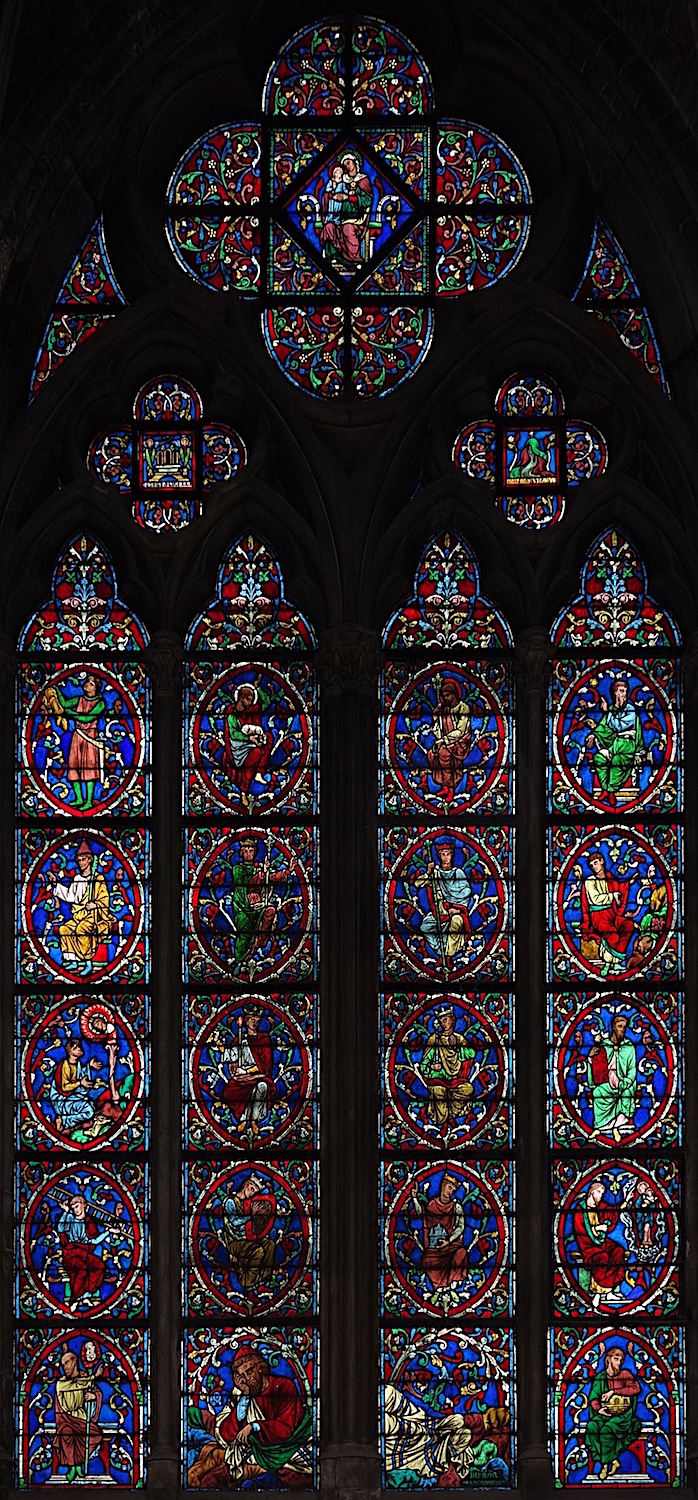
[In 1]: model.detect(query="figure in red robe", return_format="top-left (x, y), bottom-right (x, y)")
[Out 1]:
top-left (220, 1005), bottom-right (277, 1138)
top-left (53, 1348), bottom-right (105, 1482)
top-left (571, 1179), bottom-right (626, 1305)
top-left (57, 1194), bottom-right (106, 1311)
top-left (425, 678), bottom-right (472, 802)
top-left (579, 851), bottom-right (635, 973)
top-left (188, 1348), bottom-right (312, 1488)
top-left (412, 1172), bottom-right (470, 1289)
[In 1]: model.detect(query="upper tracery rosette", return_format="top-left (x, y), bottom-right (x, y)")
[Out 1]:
top-left (166, 15), bottom-right (532, 400)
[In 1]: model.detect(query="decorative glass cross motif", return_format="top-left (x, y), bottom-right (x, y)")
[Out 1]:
top-left (453, 373), bottom-right (607, 529)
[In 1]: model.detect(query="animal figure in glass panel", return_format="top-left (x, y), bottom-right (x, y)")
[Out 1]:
top-left (384, 661), bottom-right (510, 815)
top-left (384, 995), bottom-right (510, 1150)
top-left (384, 828), bottom-right (509, 982)
top-left (552, 1327), bottom-right (682, 1485)
top-left (383, 1159), bottom-right (510, 1317)
top-left (20, 994), bottom-right (145, 1152)
top-left (187, 1159), bottom-right (313, 1318)
top-left (185, 1329), bottom-right (315, 1489)
top-left (188, 827), bottom-right (313, 983)
top-left (552, 827), bottom-right (677, 982)
top-left (21, 663), bottom-right (146, 817)
top-left (382, 1327), bottom-right (513, 1488)
top-left (551, 992), bottom-right (680, 1150)
top-left (18, 1327), bottom-right (145, 1486)
top-left (188, 663), bottom-right (313, 816)
top-left (551, 660), bottom-right (678, 815)
top-left (21, 830), bottom-right (145, 983)
top-left (20, 1161), bottom-right (145, 1318)
top-left (554, 1159), bottom-right (678, 1318)
top-left (187, 994), bottom-right (313, 1149)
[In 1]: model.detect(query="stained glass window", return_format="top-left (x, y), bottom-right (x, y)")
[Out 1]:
top-left (166, 17), bottom-right (532, 400)
top-left (15, 534), bottom-right (151, 1485)
top-left (183, 534), bottom-right (319, 1487)
top-left (29, 219), bottom-right (126, 401)
top-left (547, 529), bottom-right (684, 1484)
top-left (87, 376), bottom-right (246, 533)
top-left (379, 532), bottom-right (515, 1487)
top-left (453, 373), bottom-right (608, 529)
top-left (572, 221), bottom-right (669, 395)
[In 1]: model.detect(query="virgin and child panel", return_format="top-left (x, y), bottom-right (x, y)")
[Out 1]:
top-left (184, 1158), bottom-right (316, 1318)
top-left (185, 660), bottom-right (316, 818)
top-left (18, 828), bottom-right (149, 985)
top-left (17, 1326), bottom-right (147, 1487)
top-left (17, 991), bottom-right (148, 1153)
top-left (184, 1326), bottom-right (317, 1490)
top-left (381, 1158), bottom-right (513, 1318)
top-left (549, 659), bottom-right (680, 816)
top-left (184, 826), bottom-right (316, 985)
top-left (381, 1325), bottom-right (515, 1489)
top-left (550, 1326), bottom-right (683, 1486)
top-left (184, 992), bottom-right (316, 1151)
top-left (381, 659), bottom-right (512, 816)
top-left (283, 141), bottom-right (418, 282)
top-left (552, 1158), bottom-right (679, 1319)
top-left (19, 662), bottom-right (149, 818)
top-left (381, 992), bottom-right (512, 1151)
top-left (549, 825), bottom-right (680, 983)
top-left (381, 826), bottom-right (511, 983)
top-left (17, 1159), bottom-right (147, 1320)
top-left (548, 991), bottom-right (681, 1151)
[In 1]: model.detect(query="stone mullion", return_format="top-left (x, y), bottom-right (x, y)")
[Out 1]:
top-left (318, 625), bottom-right (382, 1499)
top-left (515, 626), bottom-right (554, 1495)
top-left (144, 630), bottom-right (183, 1492)
top-left (0, 636), bottom-right (16, 1491)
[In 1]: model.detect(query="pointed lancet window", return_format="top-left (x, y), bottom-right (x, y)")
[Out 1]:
top-left (15, 534), bottom-right (151, 1486)
top-left (379, 531), bottom-right (516, 1486)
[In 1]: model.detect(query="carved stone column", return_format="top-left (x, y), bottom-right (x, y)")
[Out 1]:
top-left (317, 626), bottom-right (382, 1500)
top-left (682, 632), bottom-right (698, 1495)
top-left (0, 636), bottom-right (16, 1494)
top-left (144, 630), bottom-right (183, 1490)
top-left (514, 627), bottom-right (554, 1494)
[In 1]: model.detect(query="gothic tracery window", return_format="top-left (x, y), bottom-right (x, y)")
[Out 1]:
top-left (5, 5), bottom-right (693, 1496)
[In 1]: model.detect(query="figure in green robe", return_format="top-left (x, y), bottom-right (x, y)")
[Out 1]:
top-left (585, 679), bottom-right (644, 797)
top-left (587, 1015), bottom-right (637, 1140)
top-left (585, 1347), bottom-right (642, 1480)
top-left (229, 839), bottom-right (294, 968)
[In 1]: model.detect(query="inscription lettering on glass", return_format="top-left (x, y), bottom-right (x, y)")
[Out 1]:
top-left (15, 535), bottom-right (150, 1485)
top-left (183, 534), bottom-right (319, 1488)
top-left (379, 533), bottom-right (516, 1487)
top-left (547, 530), bottom-right (684, 1485)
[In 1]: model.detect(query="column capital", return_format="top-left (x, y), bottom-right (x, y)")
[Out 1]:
top-left (317, 625), bottom-right (382, 698)
top-left (145, 630), bottom-right (183, 697)
top-left (515, 625), bottom-right (551, 697)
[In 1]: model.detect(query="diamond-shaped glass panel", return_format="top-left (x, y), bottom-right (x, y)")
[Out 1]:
top-left (285, 142), bottom-right (416, 281)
